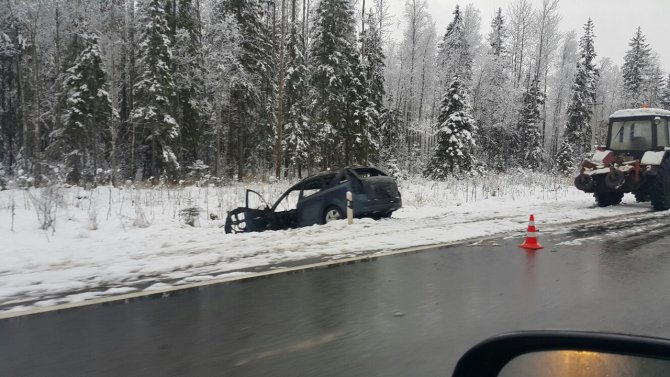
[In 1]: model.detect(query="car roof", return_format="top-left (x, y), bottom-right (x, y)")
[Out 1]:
top-left (285, 171), bottom-right (338, 191)
top-left (289, 166), bottom-right (386, 191)
top-left (349, 166), bottom-right (385, 174)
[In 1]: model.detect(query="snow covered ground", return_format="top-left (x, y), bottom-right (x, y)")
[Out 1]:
top-left (0, 173), bottom-right (656, 314)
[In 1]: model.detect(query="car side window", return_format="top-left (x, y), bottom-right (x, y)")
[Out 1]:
top-left (276, 190), bottom-right (300, 211)
top-left (301, 188), bottom-right (321, 198)
top-left (300, 179), bottom-right (324, 199)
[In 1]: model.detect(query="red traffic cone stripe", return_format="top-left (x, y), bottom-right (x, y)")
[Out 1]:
top-left (520, 214), bottom-right (543, 250)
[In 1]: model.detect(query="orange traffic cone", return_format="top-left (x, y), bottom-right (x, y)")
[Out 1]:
top-left (520, 214), bottom-right (543, 250)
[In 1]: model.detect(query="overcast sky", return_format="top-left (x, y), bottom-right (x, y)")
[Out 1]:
top-left (385, 0), bottom-right (670, 73)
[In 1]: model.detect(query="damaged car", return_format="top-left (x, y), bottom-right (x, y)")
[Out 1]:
top-left (224, 167), bottom-right (402, 234)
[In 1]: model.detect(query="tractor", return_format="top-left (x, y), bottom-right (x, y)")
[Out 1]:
top-left (574, 107), bottom-right (670, 210)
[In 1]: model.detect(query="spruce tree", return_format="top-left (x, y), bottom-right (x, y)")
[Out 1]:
top-left (478, 8), bottom-right (514, 171)
top-left (660, 74), bottom-right (670, 110)
top-left (310, 0), bottom-right (361, 166)
top-left (622, 27), bottom-right (652, 107)
top-left (361, 13), bottom-right (385, 116)
top-left (60, 33), bottom-right (113, 184)
top-left (354, 12), bottom-right (386, 164)
top-left (284, 23), bottom-right (313, 176)
top-left (0, 11), bottom-right (22, 172)
top-left (557, 19), bottom-right (599, 175)
top-left (132, 0), bottom-right (180, 180)
top-left (516, 79), bottom-right (545, 170)
top-left (647, 64), bottom-right (665, 107)
top-left (488, 8), bottom-right (506, 57)
top-left (424, 76), bottom-right (477, 179)
top-left (220, 0), bottom-right (274, 179)
top-left (173, 0), bottom-right (206, 166)
top-left (437, 5), bottom-right (472, 85)
top-left (379, 106), bottom-right (403, 168)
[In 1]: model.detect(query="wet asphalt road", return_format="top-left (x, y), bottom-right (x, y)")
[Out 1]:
top-left (2, 213), bottom-right (670, 377)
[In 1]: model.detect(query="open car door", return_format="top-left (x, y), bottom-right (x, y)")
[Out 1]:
top-left (244, 189), bottom-right (274, 232)
top-left (224, 190), bottom-right (274, 234)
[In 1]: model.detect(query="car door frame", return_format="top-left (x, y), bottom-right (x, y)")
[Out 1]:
top-left (243, 189), bottom-right (274, 232)
top-left (295, 177), bottom-right (327, 226)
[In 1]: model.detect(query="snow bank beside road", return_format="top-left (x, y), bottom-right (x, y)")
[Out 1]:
top-left (0, 173), bottom-right (653, 313)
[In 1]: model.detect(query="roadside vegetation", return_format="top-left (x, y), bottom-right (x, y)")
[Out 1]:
top-left (1, 172), bottom-right (571, 235)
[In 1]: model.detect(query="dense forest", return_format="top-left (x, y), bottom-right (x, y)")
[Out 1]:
top-left (1, 0), bottom-right (669, 187)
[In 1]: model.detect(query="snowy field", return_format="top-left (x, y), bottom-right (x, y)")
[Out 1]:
top-left (0, 173), bottom-right (655, 314)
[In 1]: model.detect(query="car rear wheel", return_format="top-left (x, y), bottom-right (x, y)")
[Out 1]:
top-left (324, 206), bottom-right (343, 224)
top-left (594, 192), bottom-right (623, 207)
top-left (371, 211), bottom-right (393, 220)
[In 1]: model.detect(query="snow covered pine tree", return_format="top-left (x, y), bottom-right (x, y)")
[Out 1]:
top-left (172, 0), bottom-right (207, 168)
top-left (131, 0), bottom-right (180, 181)
top-left (310, 0), bottom-right (371, 166)
top-left (516, 79), bottom-right (545, 170)
top-left (622, 27), bottom-right (652, 108)
top-left (424, 76), bottom-right (477, 179)
top-left (438, 5), bottom-right (472, 84)
top-left (60, 33), bottom-right (114, 184)
top-left (283, 19), bottom-right (313, 177)
top-left (557, 18), bottom-right (599, 175)
top-left (660, 74), bottom-right (670, 110)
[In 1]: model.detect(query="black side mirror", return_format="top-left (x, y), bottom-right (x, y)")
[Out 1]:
top-left (452, 331), bottom-right (670, 377)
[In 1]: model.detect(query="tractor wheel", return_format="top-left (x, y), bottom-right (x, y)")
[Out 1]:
top-left (650, 156), bottom-right (670, 211)
top-left (594, 192), bottom-right (624, 207)
top-left (633, 189), bottom-right (650, 203)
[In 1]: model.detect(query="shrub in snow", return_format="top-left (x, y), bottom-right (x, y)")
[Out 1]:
top-left (28, 186), bottom-right (62, 231)
top-left (15, 169), bottom-right (34, 188)
top-left (0, 163), bottom-right (6, 190)
top-left (179, 206), bottom-right (201, 227)
top-left (556, 141), bottom-right (576, 176)
top-left (133, 206), bottom-right (151, 228)
top-left (88, 207), bottom-right (98, 231)
top-left (186, 160), bottom-right (209, 186)
top-left (385, 160), bottom-right (406, 180)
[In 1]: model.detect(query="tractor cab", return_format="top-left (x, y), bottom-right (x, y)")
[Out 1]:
top-left (607, 109), bottom-right (670, 157)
